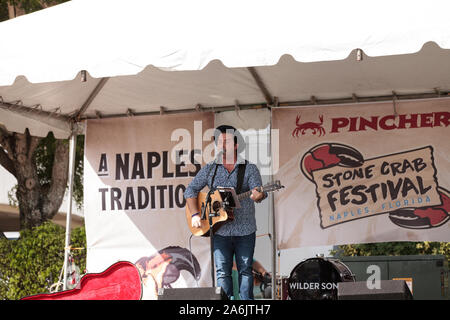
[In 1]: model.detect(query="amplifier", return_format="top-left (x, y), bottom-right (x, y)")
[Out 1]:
top-left (338, 280), bottom-right (413, 300)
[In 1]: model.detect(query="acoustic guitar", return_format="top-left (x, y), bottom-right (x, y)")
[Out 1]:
top-left (185, 181), bottom-right (284, 236)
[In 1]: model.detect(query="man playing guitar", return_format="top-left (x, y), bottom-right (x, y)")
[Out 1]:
top-left (184, 125), bottom-right (267, 300)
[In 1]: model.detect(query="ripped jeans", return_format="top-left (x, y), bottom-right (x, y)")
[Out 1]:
top-left (213, 232), bottom-right (256, 300)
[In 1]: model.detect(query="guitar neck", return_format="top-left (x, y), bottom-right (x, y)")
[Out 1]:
top-left (233, 181), bottom-right (283, 201)
top-left (237, 187), bottom-right (262, 201)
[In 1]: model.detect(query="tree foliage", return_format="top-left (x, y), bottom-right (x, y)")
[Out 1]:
top-left (0, 222), bottom-right (86, 300)
top-left (0, 1), bottom-right (7, 21)
top-left (333, 241), bottom-right (450, 264)
top-left (8, 132), bottom-right (84, 210)
top-left (10, 0), bottom-right (68, 12)
top-left (0, 0), bottom-right (70, 21)
top-left (1, 128), bottom-right (84, 230)
top-left (33, 132), bottom-right (84, 209)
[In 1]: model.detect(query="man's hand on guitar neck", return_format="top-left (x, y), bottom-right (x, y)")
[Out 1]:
top-left (250, 187), bottom-right (266, 203)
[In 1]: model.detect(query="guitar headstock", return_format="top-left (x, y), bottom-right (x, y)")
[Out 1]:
top-left (261, 180), bottom-right (284, 193)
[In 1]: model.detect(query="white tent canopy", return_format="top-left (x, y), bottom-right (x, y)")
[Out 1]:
top-left (1, 0), bottom-right (450, 138)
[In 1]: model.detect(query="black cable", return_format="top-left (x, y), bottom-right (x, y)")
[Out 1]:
top-left (188, 234), bottom-right (199, 287)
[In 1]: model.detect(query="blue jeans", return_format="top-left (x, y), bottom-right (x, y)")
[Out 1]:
top-left (213, 232), bottom-right (256, 300)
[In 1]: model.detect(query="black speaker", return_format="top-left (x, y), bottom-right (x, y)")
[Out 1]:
top-left (338, 280), bottom-right (413, 300)
top-left (158, 287), bottom-right (229, 300)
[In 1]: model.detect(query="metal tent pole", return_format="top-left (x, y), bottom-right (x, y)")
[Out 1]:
top-left (269, 112), bottom-right (277, 300)
top-left (62, 131), bottom-right (77, 290)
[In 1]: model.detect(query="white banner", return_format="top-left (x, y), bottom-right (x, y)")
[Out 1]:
top-left (84, 113), bottom-right (215, 299)
top-left (272, 98), bottom-right (450, 249)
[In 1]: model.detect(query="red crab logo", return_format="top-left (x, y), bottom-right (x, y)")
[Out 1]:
top-left (292, 115), bottom-right (325, 137)
top-left (300, 143), bottom-right (450, 230)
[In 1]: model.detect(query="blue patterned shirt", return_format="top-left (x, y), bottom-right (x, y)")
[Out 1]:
top-left (184, 158), bottom-right (263, 236)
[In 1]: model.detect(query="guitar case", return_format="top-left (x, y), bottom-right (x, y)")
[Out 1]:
top-left (21, 261), bottom-right (142, 300)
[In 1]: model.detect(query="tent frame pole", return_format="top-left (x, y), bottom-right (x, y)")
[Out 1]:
top-left (247, 67), bottom-right (274, 106)
top-left (269, 111), bottom-right (277, 300)
top-left (73, 77), bottom-right (109, 121)
top-left (62, 129), bottom-right (77, 290)
top-left (78, 92), bottom-right (450, 121)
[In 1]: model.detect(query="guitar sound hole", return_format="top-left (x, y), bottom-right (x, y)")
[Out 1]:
top-left (212, 201), bottom-right (221, 212)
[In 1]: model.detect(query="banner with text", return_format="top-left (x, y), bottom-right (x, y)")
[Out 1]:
top-left (272, 98), bottom-right (450, 249)
top-left (84, 113), bottom-right (215, 299)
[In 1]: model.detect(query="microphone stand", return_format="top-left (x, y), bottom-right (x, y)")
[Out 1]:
top-left (202, 189), bottom-right (216, 287)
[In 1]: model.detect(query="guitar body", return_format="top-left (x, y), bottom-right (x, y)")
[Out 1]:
top-left (185, 190), bottom-right (233, 237)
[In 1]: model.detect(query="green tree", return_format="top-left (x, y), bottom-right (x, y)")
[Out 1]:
top-left (0, 0), bottom-right (70, 21)
top-left (0, 1), bottom-right (8, 21)
top-left (0, 221), bottom-right (86, 300)
top-left (0, 128), bottom-right (84, 231)
top-left (33, 132), bottom-right (84, 210)
top-left (333, 241), bottom-right (450, 264)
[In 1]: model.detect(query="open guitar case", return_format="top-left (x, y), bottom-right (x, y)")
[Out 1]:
top-left (21, 261), bottom-right (142, 300)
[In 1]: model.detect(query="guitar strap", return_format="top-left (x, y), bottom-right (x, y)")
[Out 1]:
top-left (210, 160), bottom-right (247, 193)
top-left (236, 160), bottom-right (247, 194)
top-left (210, 163), bottom-right (219, 190)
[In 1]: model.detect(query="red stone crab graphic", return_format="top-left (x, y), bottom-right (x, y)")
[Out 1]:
top-left (389, 187), bottom-right (450, 229)
top-left (292, 115), bottom-right (325, 137)
top-left (300, 143), bottom-right (364, 182)
top-left (300, 142), bottom-right (450, 229)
